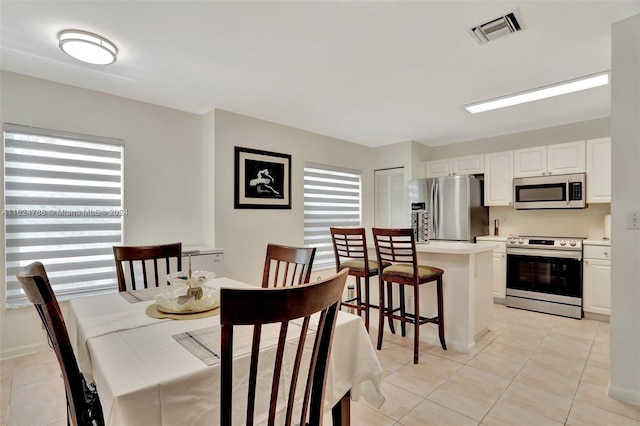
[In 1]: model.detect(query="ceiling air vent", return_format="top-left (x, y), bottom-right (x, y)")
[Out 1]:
top-left (468, 11), bottom-right (522, 45)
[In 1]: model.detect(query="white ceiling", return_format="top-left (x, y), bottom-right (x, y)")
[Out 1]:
top-left (2, 1), bottom-right (640, 147)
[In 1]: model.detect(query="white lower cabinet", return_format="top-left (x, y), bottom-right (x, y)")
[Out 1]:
top-left (583, 244), bottom-right (611, 316)
top-left (491, 242), bottom-right (507, 300)
top-left (477, 237), bottom-right (506, 301)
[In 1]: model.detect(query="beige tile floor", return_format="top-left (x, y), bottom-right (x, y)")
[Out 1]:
top-left (2, 304), bottom-right (640, 425)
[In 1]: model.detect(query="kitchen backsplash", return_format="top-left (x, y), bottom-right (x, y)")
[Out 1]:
top-left (489, 204), bottom-right (611, 240)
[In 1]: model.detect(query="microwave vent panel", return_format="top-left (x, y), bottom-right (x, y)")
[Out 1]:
top-left (468, 12), bottom-right (522, 45)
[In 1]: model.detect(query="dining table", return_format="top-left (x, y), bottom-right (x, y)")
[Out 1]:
top-left (66, 277), bottom-right (385, 426)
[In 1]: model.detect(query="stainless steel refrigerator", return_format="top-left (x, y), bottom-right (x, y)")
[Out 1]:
top-left (408, 175), bottom-right (488, 242)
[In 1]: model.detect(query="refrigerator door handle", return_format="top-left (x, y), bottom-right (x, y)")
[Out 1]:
top-left (432, 182), bottom-right (438, 239)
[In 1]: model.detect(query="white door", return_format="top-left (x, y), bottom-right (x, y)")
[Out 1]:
top-left (375, 168), bottom-right (406, 227)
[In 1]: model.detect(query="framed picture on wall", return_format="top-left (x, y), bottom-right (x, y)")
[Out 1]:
top-left (234, 147), bottom-right (291, 209)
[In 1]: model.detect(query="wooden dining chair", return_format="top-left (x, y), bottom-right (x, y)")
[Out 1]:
top-left (330, 227), bottom-right (390, 332)
top-left (261, 243), bottom-right (316, 288)
top-left (372, 228), bottom-right (446, 364)
top-left (220, 268), bottom-right (348, 426)
top-left (16, 262), bottom-right (105, 426)
top-left (112, 242), bottom-right (182, 291)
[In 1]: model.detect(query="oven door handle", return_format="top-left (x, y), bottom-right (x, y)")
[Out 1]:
top-left (507, 248), bottom-right (582, 260)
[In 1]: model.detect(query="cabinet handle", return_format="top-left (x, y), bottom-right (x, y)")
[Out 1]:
top-left (585, 260), bottom-right (589, 264)
top-left (604, 252), bottom-right (609, 256)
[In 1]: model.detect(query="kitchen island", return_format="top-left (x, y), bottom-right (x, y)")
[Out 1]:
top-left (372, 241), bottom-right (496, 353)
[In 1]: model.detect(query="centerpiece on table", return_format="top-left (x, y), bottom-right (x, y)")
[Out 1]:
top-left (156, 256), bottom-right (218, 314)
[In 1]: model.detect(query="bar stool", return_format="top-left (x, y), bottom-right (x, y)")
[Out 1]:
top-left (372, 228), bottom-right (446, 364)
top-left (330, 227), bottom-right (390, 332)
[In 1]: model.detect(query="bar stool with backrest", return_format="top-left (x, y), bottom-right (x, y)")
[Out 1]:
top-left (112, 242), bottom-right (182, 292)
top-left (372, 228), bottom-right (446, 364)
top-left (262, 243), bottom-right (316, 288)
top-left (330, 227), bottom-right (390, 332)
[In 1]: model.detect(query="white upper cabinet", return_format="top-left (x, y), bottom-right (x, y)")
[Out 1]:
top-left (453, 155), bottom-right (484, 175)
top-left (586, 137), bottom-right (611, 203)
top-left (547, 141), bottom-right (586, 175)
top-left (425, 154), bottom-right (484, 178)
top-left (514, 141), bottom-right (585, 177)
top-left (484, 151), bottom-right (513, 206)
top-left (513, 146), bottom-right (547, 177)
top-left (425, 159), bottom-right (454, 177)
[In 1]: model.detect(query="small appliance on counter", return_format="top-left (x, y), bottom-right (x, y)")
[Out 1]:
top-left (411, 208), bottom-right (431, 243)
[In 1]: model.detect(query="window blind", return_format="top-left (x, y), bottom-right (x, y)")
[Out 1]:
top-left (303, 163), bottom-right (362, 270)
top-left (3, 124), bottom-right (124, 307)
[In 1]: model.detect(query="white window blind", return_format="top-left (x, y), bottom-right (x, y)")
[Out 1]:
top-left (303, 163), bottom-right (362, 270)
top-left (3, 124), bottom-right (124, 307)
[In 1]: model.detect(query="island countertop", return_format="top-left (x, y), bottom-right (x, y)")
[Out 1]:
top-left (414, 240), bottom-right (497, 254)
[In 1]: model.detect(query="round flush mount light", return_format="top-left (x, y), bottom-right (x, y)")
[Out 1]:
top-left (58, 30), bottom-right (118, 65)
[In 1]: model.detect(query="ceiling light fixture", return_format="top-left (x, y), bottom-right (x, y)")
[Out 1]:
top-left (464, 71), bottom-right (610, 114)
top-left (58, 30), bottom-right (117, 65)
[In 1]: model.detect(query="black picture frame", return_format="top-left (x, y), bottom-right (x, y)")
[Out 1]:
top-left (234, 147), bottom-right (291, 209)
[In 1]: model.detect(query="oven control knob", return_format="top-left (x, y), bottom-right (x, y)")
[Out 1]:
top-left (570, 240), bottom-right (577, 246)
top-left (509, 237), bottom-right (516, 244)
top-left (518, 238), bottom-right (525, 244)
top-left (560, 240), bottom-right (566, 246)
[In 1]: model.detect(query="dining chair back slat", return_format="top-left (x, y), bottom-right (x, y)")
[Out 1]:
top-left (220, 269), bottom-right (348, 426)
top-left (112, 242), bottom-right (182, 292)
top-left (261, 244), bottom-right (316, 288)
top-left (16, 262), bottom-right (105, 426)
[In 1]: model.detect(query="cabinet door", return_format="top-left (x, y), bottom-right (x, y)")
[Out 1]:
top-left (586, 137), bottom-right (611, 203)
top-left (484, 151), bottom-right (513, 206)
top-left (492, 252), bottom-right (506, 299)
top-left (182, 253), bottom-right (224, 277)
top-left (583, 258), bottom-right (611, 315)
top-left (547, 141), bottom-right (586, 175)
top-left (375, 168), bottom-right (406, 227)
top-left (425, 159), bottom-right (453, 177)
top-left (453, 154), bottom-right (484, 175)
top-left (514, 146), bottom-right (547, 177)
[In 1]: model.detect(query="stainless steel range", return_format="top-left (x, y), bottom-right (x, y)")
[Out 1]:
top-left (506, 236), bottom-right (584, 319)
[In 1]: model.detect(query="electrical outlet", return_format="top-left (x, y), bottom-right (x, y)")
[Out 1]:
top-left (629, 212), bottom-right (640, 230)
top-left (501, 215), bottom-right (508, 224)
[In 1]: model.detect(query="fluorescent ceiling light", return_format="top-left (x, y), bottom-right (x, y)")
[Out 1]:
top-left (58, 30), bottom-right (117, 65)
top-left (465, 71), bottom-right (609, 114)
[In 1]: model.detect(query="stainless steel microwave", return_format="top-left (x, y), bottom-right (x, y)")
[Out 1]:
top-left (513, 173), bottom-right (586, 209)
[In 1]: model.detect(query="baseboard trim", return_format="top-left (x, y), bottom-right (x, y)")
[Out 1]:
top-left (608, 381), bottom-right (640, 407)
top-left (0, 342), bottom-right (50, 361)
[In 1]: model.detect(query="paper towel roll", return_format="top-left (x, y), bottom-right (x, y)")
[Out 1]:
top-left (604, 214), bottom-right (611, 240)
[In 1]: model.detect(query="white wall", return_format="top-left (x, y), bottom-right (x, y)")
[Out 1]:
top-left (214, 110), bottom-right (376, 284)
top-left (424, 117), bottom-right (610, 160)
top-left (610, 13), bottom-right (640, 406)
top-left (489, 204), bottom-right (611, 240)
top-left (0, 72), bottom-right (205, 358)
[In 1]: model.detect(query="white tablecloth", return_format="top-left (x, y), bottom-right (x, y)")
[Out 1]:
top-left (67, 277), bottom-right (384, 425)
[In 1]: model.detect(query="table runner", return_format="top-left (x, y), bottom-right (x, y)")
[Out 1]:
top-left (174, 321), bottom-right (309, 366)
top-left (120, 286), bottom-right (171, 303)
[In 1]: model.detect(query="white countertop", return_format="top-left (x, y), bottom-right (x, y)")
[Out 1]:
top-left (182, 246), bottom-right (224, 255)
top-left (476, 236), bottom-right (508, 242)
top-left (415, 240), bottom-right (497, 254)
top-left (583, 239), bottom-right (611, 246)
